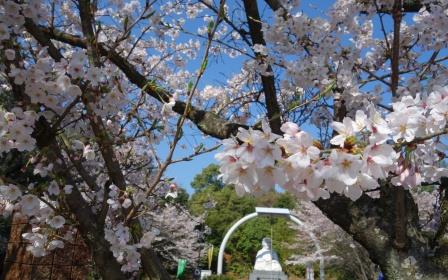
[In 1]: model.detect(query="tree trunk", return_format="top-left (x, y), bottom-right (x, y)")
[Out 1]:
top-left (33, 118), bottom-right (128, 280)
top-left (140, 248), bottom-right (173, 280)
top-left (314, 184), bottom-right (448, 280)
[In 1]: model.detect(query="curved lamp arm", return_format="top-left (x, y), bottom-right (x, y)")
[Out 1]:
top-left (216, 207), bottom-right (325, 280)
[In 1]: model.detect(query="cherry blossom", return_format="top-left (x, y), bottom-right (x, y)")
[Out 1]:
top-left (330, 117), bottom-right (357, 147)
top-left (0, 184), bottom-right (22, 201)
top-left (278, 131), bottom-right (320, 168)
top-left (64, 185), bottom-right (73, 194)
top-left (1, 0), bottom-right (448, 278)
top-left (47, 181), bottom-right (60, 196)
top-left (216, 87), bottom-right (448, 201)
top-left (47, 215), bottom-right (66, 229)
top-left (20, 194), bottom-right (41, 216)
top-left (83, 144), bottom-right (95, 160)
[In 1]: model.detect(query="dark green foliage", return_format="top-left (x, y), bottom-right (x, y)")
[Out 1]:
top-left (190, 164), bottom-right (224, 192)
top-left (189, 185), bottom-right (256, 247)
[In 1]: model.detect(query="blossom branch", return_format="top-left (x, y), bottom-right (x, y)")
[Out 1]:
top-left (77, 2), bottom-right (171, 278)
top-left (125, 0), bottom-right (227, 223)
top-left (26, 23), bottom-right (246, 139)
top-left (243, 0), bottom-right (282, 134)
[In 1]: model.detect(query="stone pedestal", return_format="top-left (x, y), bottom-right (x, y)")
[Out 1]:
top-left (249, 270), bottom-right (288, 280)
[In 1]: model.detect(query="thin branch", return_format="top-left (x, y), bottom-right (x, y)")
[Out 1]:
top-left (125, 0), bottom-right (226, 224)
top-left (170, 144), bottom-right (222, 164)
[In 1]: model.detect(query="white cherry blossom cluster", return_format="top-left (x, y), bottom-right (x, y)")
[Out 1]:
top-left (8, 56), bottom-right (79, 114)
top-left (0, 182), bottom-right (76, 257)
top-left (0, 108), bottom-right (36, 152)
top-left (216, 86), bottom-right (448, 201)
top-left (411, 3), bottom-right (448, 50)
top-left (102, 183), bottom-right (208, 272)
top-left (105, 222), bottom-right (141, 273)
top-left (20, 215), bottom-right (73, 257)
top-left (22, 231), bottom-right (64, 257)
top-left (0, 1), bottom-right (46, 40)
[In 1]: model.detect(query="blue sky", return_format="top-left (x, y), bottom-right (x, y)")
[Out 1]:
top-left (154, 0), bottom-right (443, 194)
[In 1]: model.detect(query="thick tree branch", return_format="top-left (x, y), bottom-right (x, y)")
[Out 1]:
top-left (24, 23), bottom-right (246, 139)
top-left (78, 0), bottom-right (128, 191)
top-left (243, 0), bottom-right (282, 134)
top-left (314, 193), bottom-right (390, 265)
top-left (390, 0), bottom-right (408, 251)
top-left (433, 177), bottom-right (448, 246)
top-left (264, 0), bottom-right (284, 11)
top-left (314, 183), bottom-right (448, 278)
top-left (24, 18), bottom-right (63, 61)
top-left (390, 0), bottom-right (402, 98)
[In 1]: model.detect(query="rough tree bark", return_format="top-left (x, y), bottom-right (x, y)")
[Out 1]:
top-left (315, 183), bottom-right (448, 280)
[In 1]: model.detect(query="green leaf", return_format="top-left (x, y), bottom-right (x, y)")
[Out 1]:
top-left (187, 81), bottom-right (194, 92)
top-left (200, 58), bottom-right (208, 73)
top-left (194, 143), bottom-right (204, 154)
top-left (59, 134), bottom-right (71, 148)
top-left (123, 16), bottom-right (129, 31)
top-left (207, 20), bottom-right (215, 34)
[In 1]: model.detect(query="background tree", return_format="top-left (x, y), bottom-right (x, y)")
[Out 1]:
top-left (190, 164), bottom-right (224, 192)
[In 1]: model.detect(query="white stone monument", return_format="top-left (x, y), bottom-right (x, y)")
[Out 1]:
top-left (249, 238), bottom-right (288, 280)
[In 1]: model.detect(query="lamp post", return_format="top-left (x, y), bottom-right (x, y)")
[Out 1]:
top-left (216, 207), bottom-right (325, 280)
